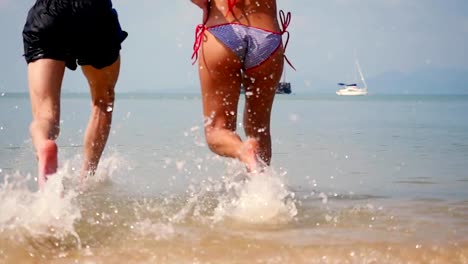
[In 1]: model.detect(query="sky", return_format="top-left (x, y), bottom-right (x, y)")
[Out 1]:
top-left (1, 0), bottom-right (468, 94)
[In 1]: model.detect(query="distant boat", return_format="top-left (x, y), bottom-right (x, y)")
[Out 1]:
top-left (240, 68), bottom-right (292, 94)
top-left (276, 81), bottom-right (291, 94)
top-left (336, 59), bottom-right (368, 96)
top-left (276, 65), bottom-right (292, 94)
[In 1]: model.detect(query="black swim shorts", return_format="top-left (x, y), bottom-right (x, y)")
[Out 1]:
top-left (22, 0), bottom-right (128, 70)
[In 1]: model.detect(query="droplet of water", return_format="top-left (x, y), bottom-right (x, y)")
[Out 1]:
top-left (289, 114), bottom-right (299, 122)
top-left (1, 92), bottom-right (5, 96)
top-left (176, 161), bottom-right (185, 171)
top-left (319, 192), bottom-right (328, 204)
top-left (106, 106), bottom-right (113, 112)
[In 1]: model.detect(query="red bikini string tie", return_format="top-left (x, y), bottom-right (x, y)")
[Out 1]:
top-left (191, 23), bottom-right (207, 64)
top-left (225, 0), bottom-right (237, 16)
top-left (279, 10), bottom-right (296, 71)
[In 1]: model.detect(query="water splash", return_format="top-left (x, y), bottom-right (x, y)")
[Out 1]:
top-left (213, 167), bottom-right (297, 225)
top-left (0, 169), bottom-right (81, 248)
top-left (0, 153), bottom-right (130, 255)
top-left (131, 218), bottom-right (175, 241)
top-left (171, 163), bottom-right (298, 226)
top-left (82, 153), bottom-right (128, 188)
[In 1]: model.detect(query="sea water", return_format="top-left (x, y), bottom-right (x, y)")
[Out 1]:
top-left (0, 93), bottom-right (467, 263)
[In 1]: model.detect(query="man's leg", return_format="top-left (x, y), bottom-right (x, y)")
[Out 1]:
top-left (80, 57), bottom-right (120, 180)
top-left (28, 59), bottom-right (65, 188)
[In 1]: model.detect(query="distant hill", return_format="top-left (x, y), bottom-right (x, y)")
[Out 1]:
top-left (367, 68), bottom-right (468, 95)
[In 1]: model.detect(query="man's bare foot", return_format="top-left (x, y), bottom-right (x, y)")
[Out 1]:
top-left (37, 140), bottom-right (58, 189)
top-left (239, 138), bottom-right (260, 173)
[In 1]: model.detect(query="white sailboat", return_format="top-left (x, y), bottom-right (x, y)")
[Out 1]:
top-left (336, 59), bottom-right (368, 96)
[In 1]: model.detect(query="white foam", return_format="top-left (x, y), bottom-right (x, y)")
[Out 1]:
top-left (213, 167), bottom-right (298, 225)
top-left (80, 153), bottom-right (130, 190)
top-left (0, 168), bottom-right (81, 245)
top-left (0, 154), bottom-right (128, 246)
top-left (171, 162), bottom-right (298, 226)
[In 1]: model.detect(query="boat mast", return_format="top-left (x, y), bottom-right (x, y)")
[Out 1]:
top-left (355, 59), bottom-right (367, 90)
top-left (282, 67), bottom-right (287, 83)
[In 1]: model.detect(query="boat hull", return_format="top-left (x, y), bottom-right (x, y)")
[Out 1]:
top-left (336, 89), bottom-right (368, 96)
top-left (277, 82), bottom-right (292, 94)
top-left (241, 82), bottom-right (292, 94)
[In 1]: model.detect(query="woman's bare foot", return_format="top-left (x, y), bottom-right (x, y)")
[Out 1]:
top-left (238, 138), bottom-right (260, 173)
top-left (37, 140), bottom-right (58, 189)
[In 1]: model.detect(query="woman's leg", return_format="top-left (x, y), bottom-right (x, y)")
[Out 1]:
top-left (242, 47), bottom-right (284, 166)
top-left (198, 32), bottom-right (259, 170)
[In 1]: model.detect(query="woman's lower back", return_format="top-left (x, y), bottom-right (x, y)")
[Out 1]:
top-left (206, 0), bottom-right (280, 32)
